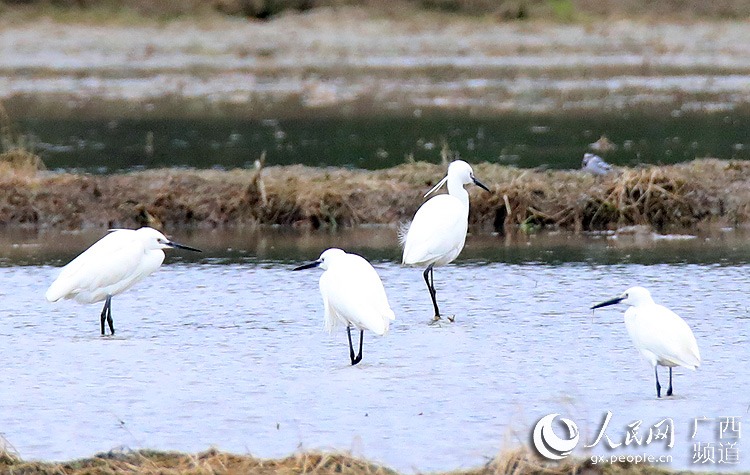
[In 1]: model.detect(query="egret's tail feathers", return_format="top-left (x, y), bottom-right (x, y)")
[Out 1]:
top-left (670, 350), bottom-right (701, 370)
top-left (685, 343), bottom-right (702, 369)
top-left (45, 281), bottom-right (68, 302)
top-left (678, 360), bottom-right (699, 370)
top-left (324, 319), bottom-right (338, 335)
top-left (374, 310), bottom-right (396, 337)
top-left (324, 311), bottom-right (342, 335)
top-left (397, 221), bottom-right (411, 247)
top-left (370, 318), bottom-right (388, 336)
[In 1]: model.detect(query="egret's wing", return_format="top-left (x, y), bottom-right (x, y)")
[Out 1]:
top-left (345, 254), bottom-right (395, 322)
top-left (319, 271), bottom-right (341, 333)
top-left (46, 230), bottom-right (144, 302)
top-left (626, 305), bottom-right (701, 369)
top-left (402, 194), bottom-right (466, 265)
top-left (318, 255), bottom-right (394, 335)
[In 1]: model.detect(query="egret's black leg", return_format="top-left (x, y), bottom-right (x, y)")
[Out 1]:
top-left (655, 366), bottom-right (661, 398)
top-left (667, 367), bottom-right (673, 396)
top-left (423, 265), bottom-right (440, 319)
top-left (347, 326), bottom-right (356, 365)
top-left (100, 298), bottom-right (108, 336)
top-left (351, 330), bottom-right (364, 365)
top-left (106, 296), bottom-right (115, 335)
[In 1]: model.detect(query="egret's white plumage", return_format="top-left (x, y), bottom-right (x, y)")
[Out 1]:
top-left (401, 160), bottom-right (489, 321)
top-left (401, 193), bottom-right (468, 268)
top-left (294, 248), bottom-right (395, 365)
top-left (592, 286), bottom-right (701, 397)
top-left (46, 227), bottom-right (201, 335)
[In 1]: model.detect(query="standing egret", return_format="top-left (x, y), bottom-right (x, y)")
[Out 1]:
top-left (591, 286), bottom-right (701, 398)
top-left (401, 160), bottom-right (490, 322)
top-left (46, 227), bottom-right (201, 335)
top-left (294, 248), bottom-right (395, 365)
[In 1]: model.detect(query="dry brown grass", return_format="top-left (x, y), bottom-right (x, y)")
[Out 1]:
top-left (0, 449), bottom-right (397, 475)
top-left (0, 447), bottom-right (682, 475)
top-left (0, 103), bottom-right (45, 179)
top-left (0, 160), bottom-right (746, 232)
top-left (472, 162), bottom-right (727, 233)
top-left (0, 435), bottom-right (20, 465)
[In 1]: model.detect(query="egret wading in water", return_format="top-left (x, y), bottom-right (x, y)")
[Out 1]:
top-left (294, 248), bottom-right (395, 365)
top-left (46, 227), bottom-right (202, 335)
top-left (591, 286), bottom-right (701, 398)
top-left (401, 160), bottom-right (490, 323)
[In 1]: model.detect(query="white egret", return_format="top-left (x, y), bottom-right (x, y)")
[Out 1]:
top-left (591, 286), bottom-right (701, 398)
top-left (294, 248), bottom-right (395, 365)
top-left (401, 160), bottom-right (490, 322)
top-left (46, 227), bottom-right (201, 335)
top-left (582, 153), bottom-right (613, 175)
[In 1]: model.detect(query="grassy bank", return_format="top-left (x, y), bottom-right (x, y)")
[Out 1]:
top-left (0, 160), bottom-right (746, 232)
top-left (0, 447), bottom-right (680, 475)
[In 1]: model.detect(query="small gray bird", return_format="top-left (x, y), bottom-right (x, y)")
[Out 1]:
top-left (582, 153), bottom-right (613, 175)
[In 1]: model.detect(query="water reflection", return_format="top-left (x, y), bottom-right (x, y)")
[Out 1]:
top-left (3, 228), bottom-right (750, 268)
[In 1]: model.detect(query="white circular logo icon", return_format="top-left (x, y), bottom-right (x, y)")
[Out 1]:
top-left (532, 414), bottom-right (580, 460)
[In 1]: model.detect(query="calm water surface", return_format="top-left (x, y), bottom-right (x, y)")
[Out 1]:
top-left (14, 108), bottom-right (750, 173)
top-left (1, 229), bottom-right (748, 471)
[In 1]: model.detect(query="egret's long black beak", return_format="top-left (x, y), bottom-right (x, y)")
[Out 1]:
top-left (473, 177), bottom-right (491, 192)
top-left (293, 260), bottom-right (321, 271)
top-left (591, 296), bottom-right (625, 310)
top-left (168, 241), bottom-right (202, 252)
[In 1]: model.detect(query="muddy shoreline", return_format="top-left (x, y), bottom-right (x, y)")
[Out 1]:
top-left (0, 160), bottom-right (745, 232)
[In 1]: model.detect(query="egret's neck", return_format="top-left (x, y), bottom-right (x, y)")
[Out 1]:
top-left (446, 176), bottom-right (469, 210)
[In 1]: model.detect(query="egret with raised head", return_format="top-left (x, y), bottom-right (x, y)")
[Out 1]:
top-left (294, 248), bottom-right (395, 365)
top-left (401, 160), bottom-right (490, 322)
top-left (591, 286), bottom-right (701, 398)
top-left (46, 227), bottom-right (202, 335)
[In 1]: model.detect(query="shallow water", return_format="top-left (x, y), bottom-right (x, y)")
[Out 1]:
top-left (13, 108), bottom-right (750, 173)
top-left (1, 229), bottom-right (748, 471)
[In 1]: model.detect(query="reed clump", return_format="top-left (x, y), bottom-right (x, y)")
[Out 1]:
top-left (0, 104), bottom-right (45, 179)
top-left (0, 435), bottom-right (20, 466)
top-left (0, 149), bottom-right (46, 176)
top-left (477, 162), bottom-right (725, 233)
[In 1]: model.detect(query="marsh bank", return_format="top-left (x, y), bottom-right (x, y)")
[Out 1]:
top-left (0, 159), bottom-right (746, 232)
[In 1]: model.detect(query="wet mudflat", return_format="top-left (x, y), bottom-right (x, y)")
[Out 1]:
top-left (0, 229), bottom-right (747, 471)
